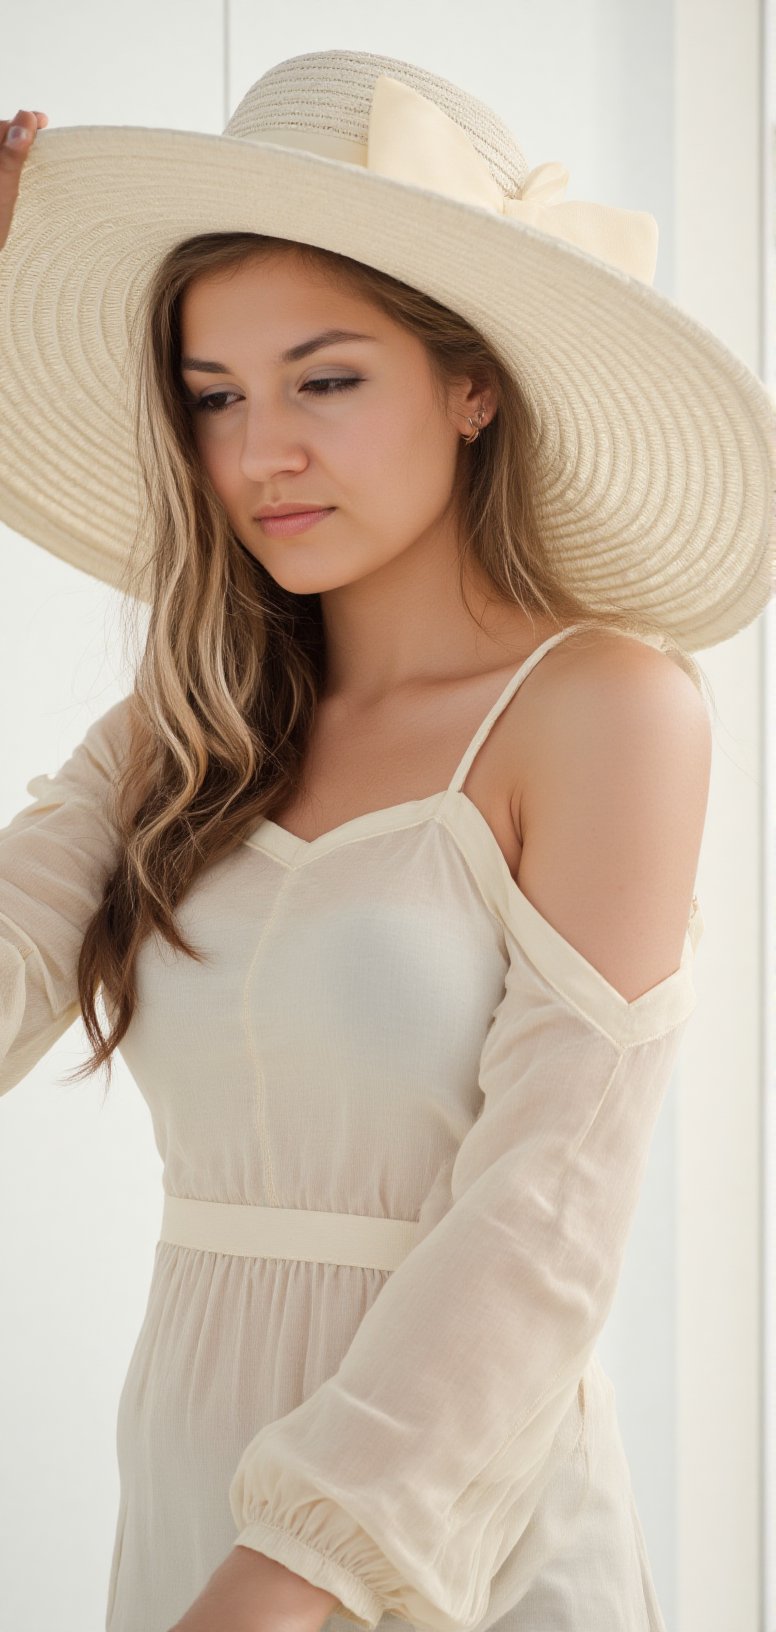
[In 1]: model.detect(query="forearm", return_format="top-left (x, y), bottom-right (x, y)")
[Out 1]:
top-left (169, 1545), bottom-right (340, 1631)
top-left (233, 1547), bottom-right (341, 1625)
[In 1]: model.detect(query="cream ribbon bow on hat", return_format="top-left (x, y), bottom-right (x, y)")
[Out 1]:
top-left (367, 75), bottom-right (658, 284)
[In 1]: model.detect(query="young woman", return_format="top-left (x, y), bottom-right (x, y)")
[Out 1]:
top-left (0, 48), bottom-right (772, 1632)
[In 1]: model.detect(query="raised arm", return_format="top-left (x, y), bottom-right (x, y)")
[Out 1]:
top-left (0, 696), bottom-right (133, 1093)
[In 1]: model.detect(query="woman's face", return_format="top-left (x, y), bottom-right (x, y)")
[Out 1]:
top-left (179, 252), bottom-right (483, 595)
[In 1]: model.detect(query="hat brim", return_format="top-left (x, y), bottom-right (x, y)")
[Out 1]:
top-left (1, 123), bottom-right (774, 648)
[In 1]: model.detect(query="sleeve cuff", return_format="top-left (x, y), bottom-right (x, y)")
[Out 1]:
top-left (233, 1518), bottom-right (385, 1629)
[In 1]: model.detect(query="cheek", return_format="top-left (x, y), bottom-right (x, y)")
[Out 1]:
top-left (338, 406), bottom-right (394, 469)
top-left (191, 422), bottom-right (235, 496)
top-left (356, 401), bottom-right (437, 486)
top-left (379, 404), bottom-right (457, 502)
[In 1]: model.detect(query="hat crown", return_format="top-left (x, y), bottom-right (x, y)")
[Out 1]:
top-left (224, 48), bottom-right (530, 198)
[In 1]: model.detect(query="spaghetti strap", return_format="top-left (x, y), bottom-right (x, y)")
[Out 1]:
top-left (447, 620), bottom-right (612, 794)
top-left (446, 622), bottom-right (594, 794)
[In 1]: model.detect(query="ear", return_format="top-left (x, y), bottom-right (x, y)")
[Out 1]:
top-left (449, 375), bottom-right (498, 436)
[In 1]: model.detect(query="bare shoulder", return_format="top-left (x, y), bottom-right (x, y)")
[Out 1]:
top-left (514, 629), bottom-right (712, 1003)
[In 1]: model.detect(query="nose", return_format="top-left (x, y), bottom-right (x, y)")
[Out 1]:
top-left (237, 400), bottom-right (311, 483)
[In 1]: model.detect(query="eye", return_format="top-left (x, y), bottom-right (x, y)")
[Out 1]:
top-left (302, 376), bottom-right (362, 396)
top-left (191, 391), bottom-right (240, 414)
top-left (190, 377), bottom-right (362, 413)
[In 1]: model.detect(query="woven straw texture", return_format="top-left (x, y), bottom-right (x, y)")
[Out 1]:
top-left (0, 47), bottom-right (774, 649)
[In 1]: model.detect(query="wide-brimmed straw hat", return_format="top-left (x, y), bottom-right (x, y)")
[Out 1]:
top-left (1, 46), bottom-right (774, 649)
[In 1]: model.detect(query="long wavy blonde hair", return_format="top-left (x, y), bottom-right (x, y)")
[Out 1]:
top-left (66, 231), bottom-right (712, 1090)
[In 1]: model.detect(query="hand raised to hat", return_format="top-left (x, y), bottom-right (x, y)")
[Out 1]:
top-left (0, 109), bottom-right (48, 251)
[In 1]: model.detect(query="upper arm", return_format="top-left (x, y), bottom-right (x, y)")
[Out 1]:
top-left (514, 637), bottom-right (712, 1003)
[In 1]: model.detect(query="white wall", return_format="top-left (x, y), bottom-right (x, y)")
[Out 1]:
top-left (673, 0), bottom-right (767, 1627)
top-left (0, 3), bottom-right (766, 1628)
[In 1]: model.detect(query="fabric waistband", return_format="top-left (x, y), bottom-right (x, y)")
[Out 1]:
top-left (160, 1193), bottom-right (422, 1270)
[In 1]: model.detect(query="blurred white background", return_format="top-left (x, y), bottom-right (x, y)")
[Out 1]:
top-left (0, 2), bottom-right (770, 1628)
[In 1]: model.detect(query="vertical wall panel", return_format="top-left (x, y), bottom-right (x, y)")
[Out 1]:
top-left (674, 0), bottom-right (765, 1627)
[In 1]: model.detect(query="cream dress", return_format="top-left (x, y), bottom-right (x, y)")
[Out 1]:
top-left (0, 620), bottom-right (704, 1632)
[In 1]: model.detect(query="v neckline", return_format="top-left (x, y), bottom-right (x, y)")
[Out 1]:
top-left (243, 789), bottom-right (452, 865)
top-left (240, 621), bottom-right (599, 866)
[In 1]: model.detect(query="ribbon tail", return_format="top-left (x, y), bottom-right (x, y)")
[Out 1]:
top-left (506, 197), bottom-right (659, 283)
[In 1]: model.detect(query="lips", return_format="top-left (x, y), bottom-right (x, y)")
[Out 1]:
top-left (256, 507), bottom-right (335, 538)
top-left (254, 506), bottom-right (331, 520)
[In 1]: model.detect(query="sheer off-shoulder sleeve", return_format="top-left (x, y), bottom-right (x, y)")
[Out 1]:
top-left (0, 697), bottom-right (132, 1094)
top-left (228, 891), bottom-right (704, 1632)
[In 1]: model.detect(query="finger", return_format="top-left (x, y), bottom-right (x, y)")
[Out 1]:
top-left (0, 111), bottom-right (37, 151)
top-left (0, 110), bottom-right (49, 142)
top-left (0, 112), bottom-right (42, 250)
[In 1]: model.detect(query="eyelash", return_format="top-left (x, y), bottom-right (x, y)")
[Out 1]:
top-left (191, 377), bottom-right (362, 413)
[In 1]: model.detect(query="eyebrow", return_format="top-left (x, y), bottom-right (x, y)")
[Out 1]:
top-left (180, 329), bottom-right (377, 373)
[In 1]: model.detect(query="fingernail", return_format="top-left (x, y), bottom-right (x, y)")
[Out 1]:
top-left (6, 125), bottom-right (29, 145)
